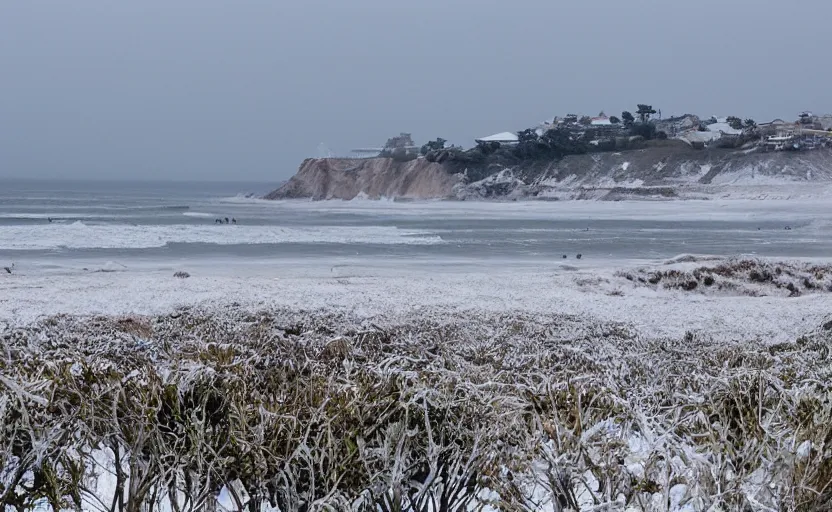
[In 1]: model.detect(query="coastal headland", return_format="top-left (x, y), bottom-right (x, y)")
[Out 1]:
top-left (268, 110), bottom-right (832, 201)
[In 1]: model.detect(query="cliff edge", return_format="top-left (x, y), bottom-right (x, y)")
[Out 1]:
top-left (267, 146), bottom-right (832, 201)
top-left (265, 158), bottom-right (461, 200)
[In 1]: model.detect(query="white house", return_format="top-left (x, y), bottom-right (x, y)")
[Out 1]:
top-left (590, 116), bottom-right (612, 126)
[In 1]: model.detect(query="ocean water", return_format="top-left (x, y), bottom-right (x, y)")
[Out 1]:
top-left (1, 179), bottom-right (830, 274)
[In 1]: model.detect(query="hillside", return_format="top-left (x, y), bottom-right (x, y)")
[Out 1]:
top-left (265, 157), bottom-right (461, 200)
top-left (267, 145), bottom-right (832, 201)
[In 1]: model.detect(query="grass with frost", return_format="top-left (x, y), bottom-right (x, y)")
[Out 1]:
top-left (1, 307), bottom-right (831, 511)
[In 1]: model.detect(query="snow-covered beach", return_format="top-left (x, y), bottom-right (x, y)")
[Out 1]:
top-left (2, 257), bottom-right (831, 343)
top-left (3, 181), bottom-right (832, 340)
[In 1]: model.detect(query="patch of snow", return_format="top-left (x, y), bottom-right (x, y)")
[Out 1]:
top-left (217, 480), bottom-right (251, 511)
top-left (707, 122), bottom-right (742, 135)
top-left (797, 440), bottom-right (812, 459)
top-left (476, 131), bottom-right (519, 143)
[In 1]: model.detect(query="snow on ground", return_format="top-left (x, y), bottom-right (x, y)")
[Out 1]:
top-left (2, 260), bottom-right (829, 342)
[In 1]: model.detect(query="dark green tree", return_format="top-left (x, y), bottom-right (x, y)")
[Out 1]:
top-left (420, 138), bottom-right (447, 155)
top-left (743, 119), bottom-right (757, 129)
top-left (636, 104), bottom-right (657, 123)
top-left (629, 122), bottom-right (657, 140)
top-left (540, 127), bottom-right (590, 157)
top-left (578, 116), bottom-right (592, 126)
top-left (476, 140), bottom-right (500, 154)
top-left (516, 129), bottom-right (539, 144)
top-left (726, 116), bottom-right (743, 130)
top-left (621, 111), bottom-right (635, 127)
top-left (609, 116), bottom-right (621, 124)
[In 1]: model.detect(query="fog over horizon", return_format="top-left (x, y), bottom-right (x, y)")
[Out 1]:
top-left (1, 0), bottom-right (830, 182)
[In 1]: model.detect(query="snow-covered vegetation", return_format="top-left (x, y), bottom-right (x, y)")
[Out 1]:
top-left (618, 258), bottom-right (832, 297)
top-left (2, 307), bottom-right (831, 511)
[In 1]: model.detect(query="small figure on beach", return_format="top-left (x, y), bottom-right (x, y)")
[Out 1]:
top-left (3, 263), bottom-right (14, 274)
top-left (47, 217), bottom-right (53, 223)
top-left (576, 254), bottom-right (582, 259)
top-left (231, 218), bottom-right (237, 224)
top-left (562, 254), bottom-right (567, 259)
top-left (215, 218), bottom-right (222, 224)
top-left (224, 217), bottom-right (230, 224)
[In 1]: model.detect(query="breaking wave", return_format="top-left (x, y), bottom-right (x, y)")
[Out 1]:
top-left (0, 223), bottom-right (444, 250)
top-left (182, 211), bottom-right (218, 218)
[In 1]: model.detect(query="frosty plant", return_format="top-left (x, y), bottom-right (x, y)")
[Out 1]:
top-left (0, 307), bottom-right (831, 511)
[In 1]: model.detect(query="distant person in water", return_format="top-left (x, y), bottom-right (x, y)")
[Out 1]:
top-left (47, 217), bottom-right (53, 223)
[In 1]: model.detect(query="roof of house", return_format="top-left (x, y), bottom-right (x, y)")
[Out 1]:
top-left (591, 116), bottom-right (612, 126)
top-left (476, 131), bottom-right (519, 143)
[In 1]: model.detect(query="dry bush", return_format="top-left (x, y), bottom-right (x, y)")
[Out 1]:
top-left (0, 308), bottom-right (831, 511)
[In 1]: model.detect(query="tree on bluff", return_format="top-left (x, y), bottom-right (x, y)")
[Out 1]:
top-left (516, 128), bottom-right (539, 144)
top-left (609, 116), bottom-right (621, 124)
top-left (420, 138), bottom-right (447, 156)
top-left (621, 111), bottom-right (635, 127)
top-left (511, 128), bottom-right (589, 160)
top-left (636, 104), bottom-right (657, 123)
top-left (726, 116), bottom-right (743, 131)
top-left (475, 140), bottom-right (501, 154)
top-left (629, 122), bottom-right (656, 140)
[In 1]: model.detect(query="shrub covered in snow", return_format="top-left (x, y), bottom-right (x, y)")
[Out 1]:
top-left (1, 308), bottom-right (831, 511)
top-left (618, 258), bottom-right (832, 298)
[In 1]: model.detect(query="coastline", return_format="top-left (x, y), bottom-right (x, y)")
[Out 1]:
top-left (265, 147), bottom-right (832, 202)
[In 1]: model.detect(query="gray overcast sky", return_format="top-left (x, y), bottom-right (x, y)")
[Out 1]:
top-left (1, 0), bottom-right (830, 181)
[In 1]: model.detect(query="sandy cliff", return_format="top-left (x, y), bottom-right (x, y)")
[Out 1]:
top-left (521, 145), bottom-right (832, 199)
top-left (268, 146), bottom-right (832, 201)
top-left (265, 158), bottom-right (461, 200)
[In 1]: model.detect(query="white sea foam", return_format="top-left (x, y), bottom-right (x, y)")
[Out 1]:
top-left (0, 223), bottom-right (443, 250)
top-left (182, 211), bottom-right (218, 218)
top-left (0, 213), bottom-right (119, 219)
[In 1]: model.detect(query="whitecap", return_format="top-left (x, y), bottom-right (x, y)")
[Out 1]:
top-left (0, 224), bottom-right (444, 250)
